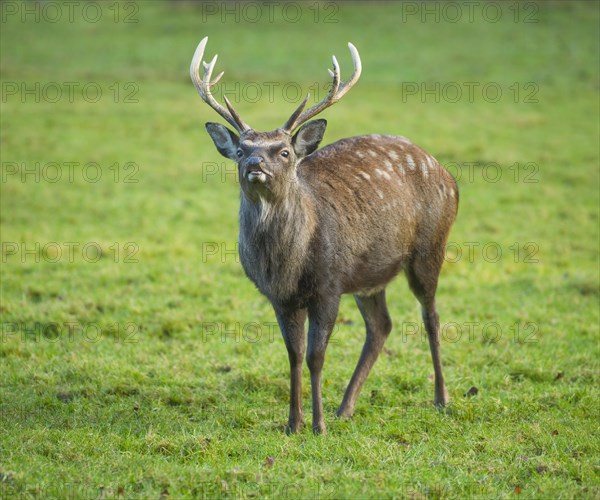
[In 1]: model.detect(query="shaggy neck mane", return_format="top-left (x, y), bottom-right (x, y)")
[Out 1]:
top-left (239, 182), bottom-right (316, 301)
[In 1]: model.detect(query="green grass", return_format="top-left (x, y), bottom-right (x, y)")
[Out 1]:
top-left (1, 1), bottom-right (599, 498)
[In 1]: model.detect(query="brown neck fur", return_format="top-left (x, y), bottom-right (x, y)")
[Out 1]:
top-left (238, 176), bottom-right (317, 302)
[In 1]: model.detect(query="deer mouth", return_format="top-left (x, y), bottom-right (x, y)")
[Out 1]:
top-left (245, 168), bottom-right (271, 184)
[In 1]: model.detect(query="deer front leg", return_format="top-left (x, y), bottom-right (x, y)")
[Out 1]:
top-left (275, 308), bottom-right (307, 433)
top-left (306, 295), bottom-right (340, 435)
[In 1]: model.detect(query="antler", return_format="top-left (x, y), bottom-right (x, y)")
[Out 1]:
top-left (282, 42), bottom-right (362, 133)
top-left (190, 36), bottom-right (251, 133)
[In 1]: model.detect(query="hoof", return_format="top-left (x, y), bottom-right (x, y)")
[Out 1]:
top-left (336, 406), bottom-right (354, 419)
top-left (434, 387), bottom-right (450, 408)
top-left (312, 422), bottom-right (327, 435)
top-left (285, 420), bottom-right (304, 434)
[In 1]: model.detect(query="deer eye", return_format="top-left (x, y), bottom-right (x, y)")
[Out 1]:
top-left (281, 150), bottom-right (289, 158)
top-left (236, 149), bottom-right (243, 158)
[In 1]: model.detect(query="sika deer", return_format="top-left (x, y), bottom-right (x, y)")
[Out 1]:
top-left (191, 37), bottom-right (458, 434)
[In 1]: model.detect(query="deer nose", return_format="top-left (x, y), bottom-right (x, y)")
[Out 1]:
top-left (244, 156), bottom-right (269, 184)
top-left (246, 156), bottom-right (264, 169)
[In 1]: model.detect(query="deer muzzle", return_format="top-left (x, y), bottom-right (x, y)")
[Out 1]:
top-left (243, 156), bottom-right (271, 184)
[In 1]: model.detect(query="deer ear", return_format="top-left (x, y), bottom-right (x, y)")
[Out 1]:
top-left (205, 123), bottom-right (240, 160)
top-left (292, 119), bottom-right (327, 158)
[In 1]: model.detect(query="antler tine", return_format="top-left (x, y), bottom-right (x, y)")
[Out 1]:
top-left (282, 42), bottom-right (361, 132)
top-left (328, 54), bottom-right (341, 86)
top-left (223, 95), bottom-right (249, 131)
top-left (190, 37), bottom-right (250, 133)
top-left (211, 71), bottom-right (224, 86)
top-left (281, 94), bottom-right (310, 132)
top-left (336, 42), bottom-right (361, 100)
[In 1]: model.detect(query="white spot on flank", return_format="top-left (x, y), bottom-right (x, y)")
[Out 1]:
top-left (375, 168), bottom-right (391, 180)
top-left (359, 171), bottom-right (371, 181)
top-left (388, 150), bottom-right (400, 161)
top-left (377, 190), bottom-right (384, 199)
top-left (449, 188), bottom-right (455, 198)
top-left (384, 159), bottom-right (393, 171)
top-left (368, 150), bottom-right (378, 158)
top-left (406, 154), bottom-right (416, 170)
top-left (356, 151), bottom-right (365, 159)
top-left (421, 160), bottom-right (429, 178)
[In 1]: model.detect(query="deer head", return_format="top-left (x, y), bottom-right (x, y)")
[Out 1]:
top-left (190, 37), bottom-right (361, 201)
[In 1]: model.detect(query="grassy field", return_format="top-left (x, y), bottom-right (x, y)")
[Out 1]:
top-left (1, 0), bottom-right (599, 498)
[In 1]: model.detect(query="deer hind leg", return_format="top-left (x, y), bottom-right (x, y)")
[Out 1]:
top-left (337, 290), bottom-right (392, 418)
top-left (406, 250), bottom-right (449, 407)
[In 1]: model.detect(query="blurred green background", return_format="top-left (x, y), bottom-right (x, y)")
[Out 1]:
top-left (1, 1), bottom-right (598, 498)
